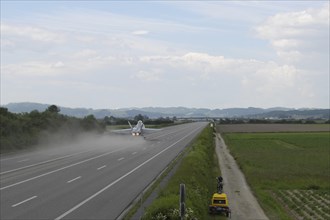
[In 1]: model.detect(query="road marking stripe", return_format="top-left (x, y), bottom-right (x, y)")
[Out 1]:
top-left (0, 148), bottom-right (124, 190)
top-left (118, 157), bottom-right (125, 161)
top-left (67, 176), bottom-right (81, 183)
top-left (1, 150), bottom-right (93, 175)
top-left (12, 196), bottom-right (37, 207)
top-left (132, 152), bottom-right (137, 155)
top-left (17, 159), bottom-right (30, 163)
top-left (97, 165), bottom-right (106, 170)
top-left (54, 126), bottom-right (202, 220)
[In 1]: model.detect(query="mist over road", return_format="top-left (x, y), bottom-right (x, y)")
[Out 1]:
top-left (1, 122), bottom-right (207, 220)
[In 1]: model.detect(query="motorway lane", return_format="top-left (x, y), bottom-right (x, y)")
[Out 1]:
top-left (0, 134), bottom-right (134, 173)
top-left (1, 122), bottom-right (207, 219)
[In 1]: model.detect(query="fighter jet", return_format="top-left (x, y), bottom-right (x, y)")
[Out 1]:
top-left (129, 120), bottom-right (144, 136)
top-left (112, 120), bottom-right (159, 136)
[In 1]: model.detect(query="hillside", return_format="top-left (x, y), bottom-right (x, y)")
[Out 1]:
top-left (2, 102), bottom-right (329, 120)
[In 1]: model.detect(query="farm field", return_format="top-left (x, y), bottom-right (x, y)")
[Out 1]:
top-left (217, 123), bottom-right (330, 133)
top-left (219, 125), bottom-right (330, 220)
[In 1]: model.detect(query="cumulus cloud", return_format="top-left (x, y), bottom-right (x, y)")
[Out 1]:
top-left (136, 51), bottom-right (327, 107)
top-left (256, 3), bottom-right (329, 65)
top-left (1, 3), bottom-right (328, 108)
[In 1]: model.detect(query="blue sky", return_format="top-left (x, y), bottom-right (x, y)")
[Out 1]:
top-left (1, 1), bottom-right (329, 109)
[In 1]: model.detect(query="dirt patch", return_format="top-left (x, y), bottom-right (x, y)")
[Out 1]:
top-left (217, 124), bottom-right (330, 133)
top-left (215, 133), bottom-right (269, 220)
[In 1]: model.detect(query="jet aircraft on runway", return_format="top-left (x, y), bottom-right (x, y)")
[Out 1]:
top-left (113, 120), bottom-right (159, 136)
top-left (129, 120), bottom-right (145, 136)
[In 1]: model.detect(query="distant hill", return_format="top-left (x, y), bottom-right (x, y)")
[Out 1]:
top-left (1, 102), bottom-right (329, 120)
top-left (252, 109), bottom-right (330, 120)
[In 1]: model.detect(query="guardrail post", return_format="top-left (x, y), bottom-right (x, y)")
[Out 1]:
top-left (179, 183), bottom-right (185, 220)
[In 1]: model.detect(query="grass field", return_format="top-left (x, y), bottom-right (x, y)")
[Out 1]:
top-left (222, 132), bottom-right (330, 220)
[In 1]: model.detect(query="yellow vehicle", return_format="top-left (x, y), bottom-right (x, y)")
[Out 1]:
top-left (208, 193), bottom-right (231, 217)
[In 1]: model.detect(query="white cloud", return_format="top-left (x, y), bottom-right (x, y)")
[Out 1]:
top-left (73, 49), bottom-right (97, 58)
top-left (2, 61), bottom-right (67, 76)
top-left (1, 39), bottom-right (15, 47)
top-left (1, 23), bottom-right (66, 43)
top-left (132, 70), bottom-right (162, 82)
top-left (132, 30), bottom-right (149, 35)
top-left (256, 3), bottom-right (329, 64)
top-left (53, 61), bottom-right (65, 68)
top-left (136, 52), bottom-right (327, 108)
top-left (1, 3), bottom-right (328, 108)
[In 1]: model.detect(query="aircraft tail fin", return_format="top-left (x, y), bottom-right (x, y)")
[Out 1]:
top-left (128, 121), bottom-right (133, 129)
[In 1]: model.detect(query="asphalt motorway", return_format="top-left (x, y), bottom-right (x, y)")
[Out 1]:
top-left (0, 122), bottom-right (207, 220)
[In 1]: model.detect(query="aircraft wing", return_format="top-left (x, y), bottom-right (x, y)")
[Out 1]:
top-left (141, 128), bottom-right (162, 134)
top-left (110, 128), bottom-right (132, 134)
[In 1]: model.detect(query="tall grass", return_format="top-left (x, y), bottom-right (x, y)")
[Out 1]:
top-left (141, 127), bottom-right (222, 220)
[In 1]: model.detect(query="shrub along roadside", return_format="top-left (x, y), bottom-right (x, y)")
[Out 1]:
top-left (141, 126), bottom-right (222, 220)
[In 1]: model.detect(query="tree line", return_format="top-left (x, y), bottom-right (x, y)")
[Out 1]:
top-left (0, 105), bottom-right (105, 153)
top-left (103, 113), bottom-right (175, 126)
top-left (0, 107), bottom-right (177, 154)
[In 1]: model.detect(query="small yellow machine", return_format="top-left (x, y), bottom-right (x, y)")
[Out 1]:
top-left (208, 193), bottom-right (231, 217)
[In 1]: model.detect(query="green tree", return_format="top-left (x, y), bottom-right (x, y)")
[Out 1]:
top-left (46, 105), bottom-right (60, 113)
top-left (134, 114), bottom-right (149, 121)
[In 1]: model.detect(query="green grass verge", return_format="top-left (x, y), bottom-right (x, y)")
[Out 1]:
top-left (141, 127), bottom-right (222, 220)
top-left (222, 132), bottom-right (330, 220)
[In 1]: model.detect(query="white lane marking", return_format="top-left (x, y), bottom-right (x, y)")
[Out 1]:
top-left (132, 152), bottom-right (137, 155)
top-left (17, 159), bottom-right (30, 163)
top-left (12, 196), bottom-right (37, 207)
top-left (1, 148), bottom-right (124, 190)
top-left (54, 126), bottom-right (202, 220)
top-left (97, 165), bottom-right (106, 170)
top-left (1, 150), bottom-right (93, 175)
top-left (67, 176), bottom-right (81, 183)
top-left (118, 157), bottom-right (125, 161)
